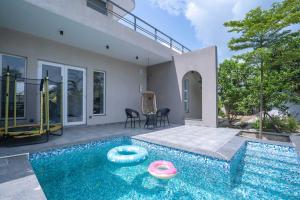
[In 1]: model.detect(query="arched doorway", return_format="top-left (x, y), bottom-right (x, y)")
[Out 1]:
top-left (182, 71), bottom-right (202, 121)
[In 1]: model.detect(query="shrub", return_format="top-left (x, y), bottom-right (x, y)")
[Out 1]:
top-left (284, 116), bottom-right (298, 132)
top-left (252, 116), bottom-right (299, 133)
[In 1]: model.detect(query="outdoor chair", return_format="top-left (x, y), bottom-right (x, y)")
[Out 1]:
top-left (156, 108), bottom-right (170, 126)
top-left (124, 108), bottom-right (141, 128)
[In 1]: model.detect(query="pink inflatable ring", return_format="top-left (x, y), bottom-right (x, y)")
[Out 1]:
top-left (148, 160), bottom-right (177, 179)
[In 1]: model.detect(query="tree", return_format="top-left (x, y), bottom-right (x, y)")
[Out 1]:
top-left (218, 59), bottom-right (255, 124)
top-left (224, 0), bottom-right (300, 136)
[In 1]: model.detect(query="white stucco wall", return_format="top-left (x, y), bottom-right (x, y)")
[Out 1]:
top-left (147, 46), bottom-right (218, 127)
top-left (0, 28), bottom-right (146, 126)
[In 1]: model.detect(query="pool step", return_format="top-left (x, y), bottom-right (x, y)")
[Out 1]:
top-left (243, 156), bottom-right (300, 174)
top-left (239, 172), bottom-right (300, 198)
top-left (233, 184), bottom-right (279, 200)
top-left (242, 163), bottom-right (300, 185)
top-left (245, 149), bottom-right (299, 165)
top-left (232, 142), bottom-right (300, 199)
top-left (233, 184), bottom-right (299, 200)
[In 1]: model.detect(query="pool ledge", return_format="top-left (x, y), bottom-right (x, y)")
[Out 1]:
top-left (290, 134), bottom-right (300, 158)
top-left (0, 154), bottom-right (46, 200)
top-left (133, 135), bottom-right (296, 162)
top-left (133, 136), bottom-right (230, 161)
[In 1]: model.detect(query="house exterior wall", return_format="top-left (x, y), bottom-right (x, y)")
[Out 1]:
top-left (147, 46), bottom-right (218, 127)
top-left (0, 28), bottom-right (146, 126)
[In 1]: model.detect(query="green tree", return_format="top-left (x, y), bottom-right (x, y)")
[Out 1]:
top-left (224, 0), bottom-right (300, 136)
top-left (218, 59), bottom-right (255, 124)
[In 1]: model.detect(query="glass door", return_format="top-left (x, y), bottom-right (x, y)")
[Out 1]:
top-left (38, 61), bottom-right (86, 126)
top-left (40, 62), bottom-right (63, 124)
top-left (65, 65), bottom-right (86, 125)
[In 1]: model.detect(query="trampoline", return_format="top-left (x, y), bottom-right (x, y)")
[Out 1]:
top-left (0, 66), bottom-right (63, 146)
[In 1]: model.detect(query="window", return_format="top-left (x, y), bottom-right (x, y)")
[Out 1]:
top-left (93, 71), bottom-right (105, 115)
top-left (183, 79), bottom-right (189, 113)
top-left (0, 54), bottom-right (26, 118)
top-left (87, 0), bottom-right (107, 15)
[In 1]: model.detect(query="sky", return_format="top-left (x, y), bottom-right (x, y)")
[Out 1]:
top-left (132, 0), bottom-right (282, 62)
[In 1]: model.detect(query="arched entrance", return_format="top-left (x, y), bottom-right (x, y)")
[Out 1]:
top-left (182, 71), bottom-right (202, 121)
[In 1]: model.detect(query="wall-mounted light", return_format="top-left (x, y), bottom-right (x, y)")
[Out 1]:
top-left (136, 56), bottom-right (139, 60)
top-left (59, 30), bottom-right (64, 36)
top-left (106, 45), bottom-right (109, 50)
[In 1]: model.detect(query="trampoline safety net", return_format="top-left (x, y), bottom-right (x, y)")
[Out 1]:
top-left (0, 71), bottom-right (63, 143)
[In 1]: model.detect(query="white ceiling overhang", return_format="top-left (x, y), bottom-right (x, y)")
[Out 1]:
top-left (0, 0), bottom-right (177, 66)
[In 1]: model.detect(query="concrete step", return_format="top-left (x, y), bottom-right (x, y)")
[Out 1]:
top-left (185, 119), bottom-right (202, 126)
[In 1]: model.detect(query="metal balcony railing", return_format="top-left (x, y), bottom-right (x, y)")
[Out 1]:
top-left (88, 0), bottom-right (191, 54)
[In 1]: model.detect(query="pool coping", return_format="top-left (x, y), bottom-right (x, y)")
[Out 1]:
top-left (0, 154), bottom-right (47, 200)
top-left (133, 134), bottom-right (296, 162)
top-left (290, 134), bottom-right (300, 158)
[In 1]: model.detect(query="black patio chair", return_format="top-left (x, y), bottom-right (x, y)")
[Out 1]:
top-left (125, 108), bottom-right (141, 128)
top-left (156, 108), bottom-right (170, 127)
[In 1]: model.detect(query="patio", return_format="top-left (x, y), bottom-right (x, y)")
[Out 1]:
top-left (0, 123), bottom-right (240, 158)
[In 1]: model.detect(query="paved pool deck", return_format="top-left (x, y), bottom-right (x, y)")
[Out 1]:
top-left (0, 124), bottom-right (241, 158)
top-left (133, 125), bottom-right (241, 160)
top-left (0, 123), bottom-right (299, 200)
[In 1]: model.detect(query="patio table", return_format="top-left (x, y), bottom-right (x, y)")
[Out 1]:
top-left (144, 113), bottom-right (157, 128)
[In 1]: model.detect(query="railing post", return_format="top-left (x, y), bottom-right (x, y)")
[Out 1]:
top-left (134, 16), bottom-right (136, 31)
top-left (104, 0), bottom-right (190, 53)
top-left (4, 68), bottom-right (10, 136)
top-left (13, 76), bottom-right (17, 127)
top-left (45, 74), bottom-right (50, 133)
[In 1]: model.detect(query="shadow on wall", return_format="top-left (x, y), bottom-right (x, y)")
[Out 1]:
top-left (147, 61), bottom-right (183, 124)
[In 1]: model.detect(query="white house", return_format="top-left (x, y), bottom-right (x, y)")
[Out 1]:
top-left (0, 0), bottom-right (217, 128)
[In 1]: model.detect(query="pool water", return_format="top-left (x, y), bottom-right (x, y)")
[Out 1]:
top-left (30, 137), bottom-right (300, 200)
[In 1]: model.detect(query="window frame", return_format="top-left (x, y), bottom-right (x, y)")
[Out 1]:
top-left (0, 53), bottom-right (27, 120)
top-left (183, 78), bottom-right (189, 113)
top-left (93, 70), bottom-right (106, 116)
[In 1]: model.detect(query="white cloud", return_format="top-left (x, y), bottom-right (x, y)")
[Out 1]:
top-left (149, 0), bottom-right (186, 16)
top-left (149, 0), bottom-right (278, 61)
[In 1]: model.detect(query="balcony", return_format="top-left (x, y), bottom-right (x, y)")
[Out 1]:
top-left (88, 0), bottom-right (191, 54)
top-left (0, 0), bottom-right (189, 65)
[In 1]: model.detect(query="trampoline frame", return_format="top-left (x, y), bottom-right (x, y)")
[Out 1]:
top-left (1, 67), bottom-right (63, 146)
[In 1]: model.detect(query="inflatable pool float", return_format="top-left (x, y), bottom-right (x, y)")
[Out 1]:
top-left (148, 160), bottom-right (177, 179)
top-left (107, 145), bottom-right (148, 164)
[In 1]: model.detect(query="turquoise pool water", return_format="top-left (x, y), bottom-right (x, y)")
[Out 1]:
top-left (30, 137), bottom-right (300, 200)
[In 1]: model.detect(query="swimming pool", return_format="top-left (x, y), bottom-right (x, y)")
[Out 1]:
top-left (30, 137), bottom-right (300, 200)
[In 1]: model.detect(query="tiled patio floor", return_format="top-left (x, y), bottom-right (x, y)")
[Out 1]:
top-left (133, 125), bottom-right (240, 160)
top-left (0, 123), bottom-right (240, 158)
top-left (0, 123), bottom-right (178, 157)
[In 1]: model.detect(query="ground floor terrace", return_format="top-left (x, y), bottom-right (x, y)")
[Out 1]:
top-left (0, 123), bottom-right (300, 199)
top-left (0, 27), bottom-right (217, 130)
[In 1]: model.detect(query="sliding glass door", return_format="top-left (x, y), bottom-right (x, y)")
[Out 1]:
top-left (38, 61), bottom-right (86, 125)
top-left (65, 66), bottom-right (85, 124)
